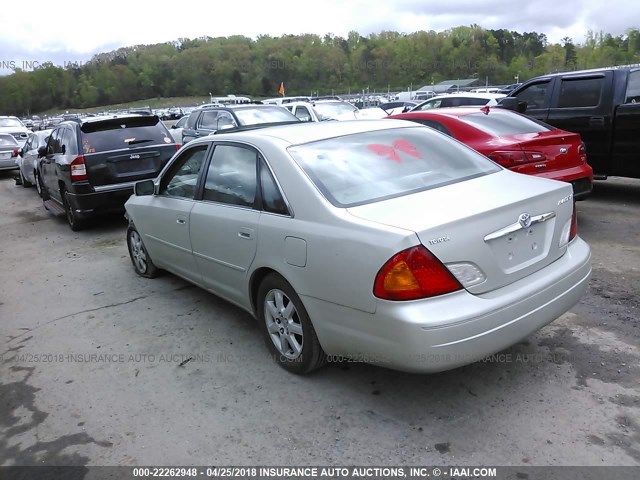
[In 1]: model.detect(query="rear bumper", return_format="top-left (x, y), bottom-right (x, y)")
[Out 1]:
top-left (528, 164), bottom-right (593, 200)
top-left (0, 159), bottom-right (18, 170)
top-left (66, 185), bottom-right (134, 219)
top-left (302, 237), bottom-right (591, 373)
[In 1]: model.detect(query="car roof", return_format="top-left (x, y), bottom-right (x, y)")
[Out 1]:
top-left (426, 93), bottom-right (506, 101)
top-left (77, 113), bottom-right (157, 124)
top-left (404, 106), bottom-right (515, 117)
top-left (207, 119), bottom-right (416, 146)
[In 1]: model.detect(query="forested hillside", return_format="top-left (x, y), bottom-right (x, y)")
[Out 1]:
top-left (2, 26), bottom-right (639, 114)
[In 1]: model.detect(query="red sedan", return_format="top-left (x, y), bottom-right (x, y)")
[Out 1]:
top-left (389, 107), bottom-right (593, 199)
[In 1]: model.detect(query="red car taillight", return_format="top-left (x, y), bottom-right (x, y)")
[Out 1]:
top-left (489, 150), bottom-right (546, 167)
top-left (578, 142), bottom-right (587, 163)
top-left (175, 143), bottom-right (181, 151)
top-left (373, 245), bottom-right (463, 301)
top-left (11, 148), bottom-right (19, 158)
top-left (70, 155), bottom-right (87, 181)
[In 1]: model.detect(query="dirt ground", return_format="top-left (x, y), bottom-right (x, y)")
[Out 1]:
top-left (1, 171), bottom-right (639, 467)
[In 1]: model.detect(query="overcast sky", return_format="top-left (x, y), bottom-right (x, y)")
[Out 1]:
top-left (1, 0), bottom-right (638, 74)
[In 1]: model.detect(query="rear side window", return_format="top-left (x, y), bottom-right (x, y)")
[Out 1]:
top-left (458, 111), bottom-right (552, 136)
top-left (288, 127), bottom-right (500, 207)
top-left (558, 77), bottom-right (604, 108)
top-left (203, 145), bottom-right (257, 207)
top-left (625, 71), bottom-right (640, 103)
top-left (79, 117), bottom-right (173, 154)
top-left (186, 111), bottom-right (199, 129)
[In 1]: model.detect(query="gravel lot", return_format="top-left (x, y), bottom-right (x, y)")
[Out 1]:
top-left (1, 171), bottom-right (639, 467)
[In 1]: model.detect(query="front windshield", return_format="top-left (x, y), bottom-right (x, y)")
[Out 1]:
top-left (313, 102), bottom-right (357, 119)
top-left (0, 118), bottom-right (24, 128)
top-left (234, 107), bottom-right (299, 126)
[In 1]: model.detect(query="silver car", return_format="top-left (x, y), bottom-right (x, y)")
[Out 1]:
top-left (0, 133), bottom-right (20, 171)
top-left (124, 120), bottom-right (591, 374)
top-left (16, 129), bottom-right (51, 188)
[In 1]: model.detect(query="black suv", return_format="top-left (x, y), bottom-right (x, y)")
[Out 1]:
top-left (181, 104), bottom-right (300, 144)
top-left (37, 114), bottom-right (179, 230)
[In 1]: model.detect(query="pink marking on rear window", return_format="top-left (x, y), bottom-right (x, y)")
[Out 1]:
top-left (367, 139), bottom-right (422, 163)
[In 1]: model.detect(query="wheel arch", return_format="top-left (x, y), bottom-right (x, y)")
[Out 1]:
top-left (249, 267), bottom-right (296, 317)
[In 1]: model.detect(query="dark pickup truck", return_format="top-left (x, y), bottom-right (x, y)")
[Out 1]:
top-left (507, 66), bottom-right (640, 180)
top-left (37, 115), bottom-right (179, 230)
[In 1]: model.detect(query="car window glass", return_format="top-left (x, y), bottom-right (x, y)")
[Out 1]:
top-left (288, 127), bottom-right (500, 208)
top-left (176, 116), bottom-right (188, 128)
top-left (216, 112), bottom-right (235, 128)
top-left (459, 111), bottom-right (553, 136)
top-left (625, 71), bottom-right (640, 103)
top-left (60, 129), bottom-right (76, 155)
top-left (200, 111), bottom-right (219, 129)
top-left (558, 77), bottom-right (603, 108)
top-left (294, 107), bottom-right (312, 122)
top-left (186, 112), bottom-right (199, 129)
top-left (404, 119), bottom-right (453, 136)
top-left (23, 136), bottom-right (33, 151)
top-left (160, 146), bottom-right (208, 198)
top-left (203, 145), bottom-right (257, 207)
top-left (260, 160), bottom-right (288, 215)
top-left (48, 129), bottom-right (60, 154)
top-left (80, 117), bottom-right (172, 153)
top-left (515, 82), bottom-right (550, 109)
top-left (416, 100), bottom-right (441, 111)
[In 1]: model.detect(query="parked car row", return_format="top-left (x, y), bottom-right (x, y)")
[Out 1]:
top-left (6, 104), bottom-right (594, 376)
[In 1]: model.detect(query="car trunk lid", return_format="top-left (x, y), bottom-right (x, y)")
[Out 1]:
top-left (501, 130), bottom-right (584, 175)
top-left (346, 170), bottom-right (574, 295)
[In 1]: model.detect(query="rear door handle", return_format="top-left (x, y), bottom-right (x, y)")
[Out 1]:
top-left (238, 227), bottom-right (254, 239)
top-left (589, 116), bottom-right (605, 126)
top-left (176, 214), bottom-right (187, 225)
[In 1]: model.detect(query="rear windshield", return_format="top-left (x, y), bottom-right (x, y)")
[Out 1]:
top-left (0, 118), bottom-right (24, 128)
top-left (459, 111), bottom-right (553, 136)
top-left (0, 134), bottom-right (18, 147)
top-left (80, 117), bottom-right (174, 153)
top-left (288, 127), bottom-right (500, 207)
top-left (234, 107), bottom-right (299, 126)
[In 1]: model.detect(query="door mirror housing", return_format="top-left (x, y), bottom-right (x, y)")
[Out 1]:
top-left (37, 146), bottom-right (47, 157)
top-left (497, 97), bottom-right (528, 113)
top-left (134, 179), bottom-right (155, 196)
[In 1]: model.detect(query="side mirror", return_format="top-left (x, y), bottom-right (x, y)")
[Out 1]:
top-left (134, 179), bottom-right (155, 196)
top-left (171, 124), bottom-right (177, 129)
top-left (18, 148), bottom-right (24, 157)
top-left (402, 106), bottom-right (410, 113)
top-left (497, 97), bottom-right (528, 113)
top-left (37, 146), bottom-right (47, 157)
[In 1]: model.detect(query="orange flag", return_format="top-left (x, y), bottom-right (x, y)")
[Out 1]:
top-left (278, 82), bottom-right (285, 96)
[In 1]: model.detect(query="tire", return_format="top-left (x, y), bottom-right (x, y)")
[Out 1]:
top-left (62, 190), bottom-right (86, 231)
top-left (35, 172), bottom-right (48, 199)
top-left (257, 273), bottom-right (326, 374)
top-left (127, 225), bottom-right (160, 278)
top-left (20, 169), bottom-right (32, 188)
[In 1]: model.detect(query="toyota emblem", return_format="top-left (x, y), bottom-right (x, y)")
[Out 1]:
top-left (518, 213), bottom-right (532, 228)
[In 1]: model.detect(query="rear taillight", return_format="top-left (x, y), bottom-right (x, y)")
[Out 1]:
top-left (489, 150), bottom-right (546, 167)
top-left (70, 155), bottom-right (87, 181)
top-left (578, 142), bottom-right (587, 163)
top-left (373, 245), bottom-right (463, 301)
top-left (569, 203), bottom-right (578, 242)
top-left (11, 148), bottom-right (19, 158)
top-left (175, 143), bottom-right (181, 151)
top-left (559, 202), bottom-right (578, 247)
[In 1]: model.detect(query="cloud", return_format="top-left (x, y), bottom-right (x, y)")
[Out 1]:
top-left (1, 0), bottom-right (638, 76)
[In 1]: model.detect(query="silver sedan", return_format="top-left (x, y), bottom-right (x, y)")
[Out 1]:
top-left (124, 120), bottom-right (591, 374)
top-left (16, 129), bottom-right (51, 188)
